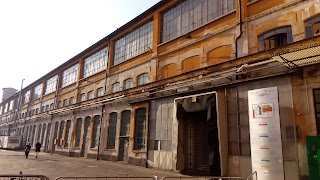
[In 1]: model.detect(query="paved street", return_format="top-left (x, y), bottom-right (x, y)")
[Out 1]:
top-left (0, 150), bottom-right (183, 180)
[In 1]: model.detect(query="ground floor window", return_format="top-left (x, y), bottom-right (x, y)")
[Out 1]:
top-left (91, 115), bottom-right (101, 148)
top-left (313, 89), bottom-right (320, 134)
top-left (107, 112), bottom-right (117, 149)
top-left (134, 108), bottom-right (146, 150)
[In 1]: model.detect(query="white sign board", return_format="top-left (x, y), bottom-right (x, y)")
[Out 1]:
top-left (248, 87), bottom-right (284, 180)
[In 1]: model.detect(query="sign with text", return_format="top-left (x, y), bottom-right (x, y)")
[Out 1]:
top-left (248, 87), bottom-right (284, 180)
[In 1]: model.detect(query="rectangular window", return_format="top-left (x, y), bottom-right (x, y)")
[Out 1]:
top-left (58, 101), bottom-right (62, 108)
top-left (75, 118), bottom-right (82, 148)
top-left (80, 94), bottom-right (86, 102)
top-left (124, 78), bottom-right (133, 90)
top-left (63, 99), bottom-right (68, 107)
top-left (24, 90), bottom-right (30, 104)
top-left (138, 73), bottom-right (148, 86)
top-left (69, 97), bottom-right (74, 105)
top-left (97, 87), bottom-right (104, 97)
top-left (45, 75), bottom-right (58, 95)
top-left (4, 103), bottom-right (8, 113)
top-left (134, 108), bottom-right (146, 150)
top-left (306, 16), bottom-right (320, 38)
top-left (83, 47), bottom-right (108, 78)
top-left (161, 0), bottom-right (236, 43)
top-left (112, 83), bottom-right (120, 93)
top-left (61, 64), bottom-right (79, 88)
top-left (258, 27), bottom-right (293, 51)
top-left (9, 100), bottom-right (14, 111)
top-left (120, 110), bottom-right (131, 137)
top-left (33, 83), bottom-right (43, 100)
top-left (314, 89), bottom-right (320, 134)
top-left (107, 113), bottom-right (117, 149)
top-left (59, 121), bottom-right (65, 146)
top-left (114, 21), bottom-right (153, 65)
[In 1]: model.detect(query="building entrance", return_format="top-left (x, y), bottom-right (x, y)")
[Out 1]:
top-left (176, 93), bottom-right (221, 176)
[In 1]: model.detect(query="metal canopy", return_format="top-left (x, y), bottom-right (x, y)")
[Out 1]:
top-left (272, 44), bottom-right (320, 68)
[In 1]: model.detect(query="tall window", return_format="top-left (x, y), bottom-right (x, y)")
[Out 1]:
top-left (259, 27), bottom-right (293, 51)
top-left (64, 120), bottom-right (71, 147)
top-left (161, 0), bottom-right (236, 43)
top-left (24, 90), bottom-right (30, 104)
top-left (120, 110), bottom-right (131, 137)
top-left (91, 115), bottom-right (101, 148)
top-left (112, 82), bottom-right (120, 93)
top-left (107, 112), bottom-right (117, 149)
top-left (45, 75), bottom-right (58, 95)
top-left (42, 106), bottom-right (45, 113)
top-left (33, 83), bottom-right (43, 100)
top-left (124, 78), bottom-right (133, 90)
top-left (80, 94), bottom-right (86, 102)
top-left (137, 73), bottom-right (148, 86)
top-left (63, 99), bottom-right (68, 107)
top-left (9, 100), bottom-right (14, 111)
top-left (88, 91), bottom-right (94, 100)
top-left (58, 121), bottom-right (65, 146)
top-left (134, 108), bottom-right (146, 150)
top-left (61, 64), bottom-right (79, 88)
top-left (75, 118), bottom-right (82, 148)
top-left (58, 101), bottom-right (62, 108)
top-left (114, 21), bottom-right (153, 65)
top-left (306, 16), bottom-right (320, 38)
top-left (314, 89), bottom-right (320, 134)
top-left (50, 103), bottom-right (54, 110)
top-left (83, 47), bottom-right (108, 78)
top-left (97, 87), bottom-right (104, 97)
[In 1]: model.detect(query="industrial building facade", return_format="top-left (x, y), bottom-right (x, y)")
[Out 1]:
top-left (1, 0), bottom-right (320, 179)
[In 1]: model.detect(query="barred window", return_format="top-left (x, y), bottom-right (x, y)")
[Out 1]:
top-left (137, 73), bottom-right (148, 86)
top-left (61, 64), bottom-right (79, 88)
top-left (80, 93), bottom-right (86, 102)
top-left (24, 90), bottom-right (30, 104)
top-left (45, 75), bottom-right (58, 95)
top-left (124, 78), bottom-right (133, 90)
top-left (33, 83), bottom-right (43, 100)
top-left (113, 21), bottom-right (153, 65)
top-left (75, 118), bottom-right (82, 148)
top-left (88, 91), bottom-right (94, 100)
top-left (134, 108), bottom-right (146, 150)
top-left (63, 99), bottom-right (68, 107)
top-left (107, 112), bottom-right (117, 149)
top-left (161, 0), bottom-right (236, 43)
top-left (112, 82), bottom-right (120, 93)
top-left (91, 115), bottom-right (101, 148)
top-left (97, 87), bottom-right (104, 97)
top-left (83, 47), bottom-right (108, 78)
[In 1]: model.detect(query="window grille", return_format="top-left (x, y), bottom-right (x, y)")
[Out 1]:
top-left (134, 108), bottom-right (146, 150)
top-left (83, 47), bottom-right (108, 78)
top-left (107, 112), bottom-right (117, 149)
top-left (114, 21), bottom-right (153, 65)
top-left (61, 64), bottom-right (79, 88)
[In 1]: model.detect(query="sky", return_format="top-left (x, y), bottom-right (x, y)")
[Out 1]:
top-left (0, 0), bottom-right (161, 102)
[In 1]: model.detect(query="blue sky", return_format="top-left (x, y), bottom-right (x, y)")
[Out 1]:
top-left (0, 0), bottom-right (161, 101)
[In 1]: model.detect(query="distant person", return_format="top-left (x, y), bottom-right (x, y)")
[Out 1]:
top-left (35, 142), bottom-right (41, 158)
top-left (25, 142), bottom-right (31, 159)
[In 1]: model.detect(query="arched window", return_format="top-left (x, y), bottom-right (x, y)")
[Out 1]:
top-left (137, 73), bottom-right (148, 86)
top-left (107, 112), bottom-right (117, 149)
top-left (306, 16), bottom-right (320, 38)
top-left (91, 115), bottom-right (101, 148)
top-left (64, 120), bottom-right (71, 147)
top-left (112, 82), bottom-right (120, 93)
top-left (124, 78), bottom-right (133, 90)
top-left (134, 108), bottom-right (146, 150)
top-left (74, 118), bottom-right (82, 148)
top-left (258, 26), bottom-right (293, 51)
top-left (120, 110), bottom-right (131, 136)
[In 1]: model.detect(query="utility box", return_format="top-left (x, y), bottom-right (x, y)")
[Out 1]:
top-left (307, 136), bottom-right (320, 180)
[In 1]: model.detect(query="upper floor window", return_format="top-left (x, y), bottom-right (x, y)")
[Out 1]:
top-left (58, 101), bottom-right (62, 108)
top-left (97, 87), bottom-right (104, 97)
top-left (306, 16), bottom-right (320, 38)
top-left (61, 64), bottom-right (79, 88)
top-left (69, 97), bottom-right (74, 105)
top-left (63, 99), bottom-right (68, 107)
top-left (46, 105), bottom-right (49, 111)
top-left (83, 47), bottom-right (108, 78)
top-left (80, 93), bottom-right (86, 102)
top-left (124, 78), bottom-right (133, 90)
top-left (0, 106), bottom-right (2, 115)
top-left (88, 91), bottom-right (94, 100)
top-left (4, 103), bottom-right (8, 113)
top-left (36, 108), bottom-right (39, 114)
top-left (33, 83), bottom-right (43, 100)
top-left (161, 0), bottom-right (236, 43)
top-left (259, 27), bottom-right (293, 51)
top-left (42, 106), bottom-right (45, 113)
top-left (45, 75), bottom-right (58, 95)
top-left (24, 90), bottom-right (30, 104)
top-left (137, 73), bottom-right (148, 86)
top-left (112, 82), bottom-right (120, 93)
top-left (9, 100), bottom-right (14, 111)
top-left (50, 103), bottom-right (54, 110)
top-left (113, 21), bottom-right (153, 65)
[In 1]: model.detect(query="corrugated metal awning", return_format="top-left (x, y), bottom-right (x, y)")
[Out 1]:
top-left (272, 44), bottom-right (320, 68)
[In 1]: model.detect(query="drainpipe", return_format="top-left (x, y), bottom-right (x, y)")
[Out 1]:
top-left (235, 0), bottom-right (243, 59)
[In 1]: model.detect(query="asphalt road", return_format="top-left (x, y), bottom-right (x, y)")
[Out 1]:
top-left (0, 150), bottom-right (183, 180)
